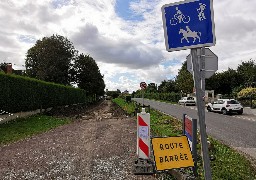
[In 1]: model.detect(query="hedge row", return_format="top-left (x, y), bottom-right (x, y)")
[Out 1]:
top-left (135, 92), bottom-right (180, 102)
top-left (0, 72), bottom-right (88, 113)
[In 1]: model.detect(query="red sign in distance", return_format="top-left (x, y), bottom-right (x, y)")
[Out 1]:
top-left (140, 82), bottom-right (147, 89)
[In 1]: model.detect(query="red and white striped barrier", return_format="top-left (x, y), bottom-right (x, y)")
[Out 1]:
top-left (137, 108), bottom-right (150, 159)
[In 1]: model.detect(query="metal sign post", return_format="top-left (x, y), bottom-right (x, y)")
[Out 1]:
top-left (201, 47), bottom-right (206, 92)
top-left (140, 82), bottom-right (147, 106)
top-left (191, 48), bottom-right (212, 180)
top-left (161, 0), bottom-right (215, 178)
top-left (142, 90), bottom-right (145, 106)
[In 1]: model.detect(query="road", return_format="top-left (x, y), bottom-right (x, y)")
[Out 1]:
top-left (133, 98), bottom-right (256, 160)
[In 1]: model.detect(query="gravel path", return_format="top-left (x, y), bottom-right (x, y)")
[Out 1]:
top-left (0, 101), bottom-right (156, 180)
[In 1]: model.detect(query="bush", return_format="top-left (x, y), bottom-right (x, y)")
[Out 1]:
top-left (237, 87), bottom-right (256, 107)
top-left (0, 72), bottom-right (87, 113)
top-left (125, 95), bottom-right (131, 102)
top-left (238, 87), bottom-right (256, 98)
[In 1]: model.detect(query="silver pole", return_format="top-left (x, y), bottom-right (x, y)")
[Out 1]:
top-left (191, 48), bottom-right (212, 180)
top-left (201, 47), bottom-right (206, 92)
top-left (142, 90), bottom-right (144, 106)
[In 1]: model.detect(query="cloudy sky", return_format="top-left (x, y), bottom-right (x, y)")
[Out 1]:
top-left (1, 0), bottom-right (256, 92)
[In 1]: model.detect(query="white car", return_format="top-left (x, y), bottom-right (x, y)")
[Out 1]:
top-left (206, 99), bottom-right (243, 115)
top-left (178, 97), bottom-right (196, 106)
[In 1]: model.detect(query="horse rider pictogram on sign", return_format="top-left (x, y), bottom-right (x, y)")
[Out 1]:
top-left (161, 0), bottom-right (215, 52)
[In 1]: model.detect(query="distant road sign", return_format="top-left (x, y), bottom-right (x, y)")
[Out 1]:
top-left (140, 82), bottom-right (147, 89)
top-left (161, 0), bottom-right (215, 52)
top-left (187, 48), bottom-right (218, 78)
top-left (151, 136), bottom-right (194, 171)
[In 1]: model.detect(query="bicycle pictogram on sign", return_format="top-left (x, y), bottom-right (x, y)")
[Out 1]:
top-left (161, 0), bottom-right (215, 51)
top-left (170, 7), bottom-right (190, 25)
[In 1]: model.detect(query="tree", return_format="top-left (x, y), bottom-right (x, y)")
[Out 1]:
top-left (158, 79), bottom-right (177, 93)
top-left (206, 68), bottom-right (243, 95)
top-left (175, 61), bottom-right (194, 94)
top-left (117, 89), bottom-right (121, 94)
top-left (146, 83), bottom-right (157, 93)
top-left (73, 54), bottom-right (105, 96)
top-left (237, 60), bottom-right (256, 87)
top-left (0, 62), bottom-right (15, 74)
top-left (0, 62), bottom-right (7, 72)
top-left (25, 34), bottom-right (77, 85)
top-left (106, 90), bottom-right (120, 99)
top-left (131, 91), bottom-right (136, 98)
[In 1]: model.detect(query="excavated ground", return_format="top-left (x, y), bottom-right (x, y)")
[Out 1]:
top-left (0, 100), bottom-right (158, 179)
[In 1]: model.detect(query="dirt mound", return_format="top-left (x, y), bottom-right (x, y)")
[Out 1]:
top-left (44, 101), bottom-right (104, 118)
top-left (45, 100), bottom-right (129, 121)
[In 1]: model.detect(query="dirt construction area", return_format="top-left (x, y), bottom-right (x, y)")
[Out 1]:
top-left (0, 100), bottom-right (157, 180)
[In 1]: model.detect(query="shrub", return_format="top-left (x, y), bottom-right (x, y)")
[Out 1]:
top-left (237, 87), bottom-right (256, 107)
top-left (237, 87), bottom-right (256, 98)
top-left (0, 72), bottom-right (87, 113)
top-left (125, 95), bottom-right (131, 102)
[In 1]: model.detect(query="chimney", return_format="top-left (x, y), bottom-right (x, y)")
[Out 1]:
top-left (6, 63), bottom-right (12, 74)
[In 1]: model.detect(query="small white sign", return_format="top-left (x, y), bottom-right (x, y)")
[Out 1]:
top-left (139, 126), bottom-right (148, 139)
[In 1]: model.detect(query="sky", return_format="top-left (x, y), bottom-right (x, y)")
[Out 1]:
top-left (0, 0), bottom-right (256, 93)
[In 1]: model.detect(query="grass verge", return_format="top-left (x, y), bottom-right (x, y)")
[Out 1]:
top-left (0, 115), bottom-right (71, 145)
top-left (113, 98), bottom-right (256, 179)
top-left (112, 98), bottom-right (136, 115)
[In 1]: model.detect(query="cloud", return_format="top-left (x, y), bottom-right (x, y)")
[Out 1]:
top-left (72, 23), bottom-right (164, 69)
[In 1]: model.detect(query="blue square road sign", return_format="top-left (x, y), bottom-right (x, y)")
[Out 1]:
top-left (161, 0), bottom-right (216, 52)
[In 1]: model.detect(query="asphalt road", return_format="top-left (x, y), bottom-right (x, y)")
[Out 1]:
top-left (133, 98), bottom-right (256, 160)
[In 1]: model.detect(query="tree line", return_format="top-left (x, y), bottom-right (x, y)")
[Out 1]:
top-left (1, 34), bottom-right (105, 96)
top-left (134, 60), bottom-right (256, 98)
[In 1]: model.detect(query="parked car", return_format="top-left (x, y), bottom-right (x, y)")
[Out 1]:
top-left (206, 99), bottom-right (243, 115)
top-left (178, 97), bottom-right (196, 106)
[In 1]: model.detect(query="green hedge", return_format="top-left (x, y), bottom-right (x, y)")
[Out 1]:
top-left (0, 72), bottom-right (87, 113)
